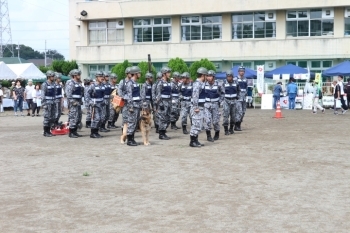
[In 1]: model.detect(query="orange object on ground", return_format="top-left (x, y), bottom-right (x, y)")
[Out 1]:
top-left (112, 95), bottom-right (125, 107)
top-left (51, 122), bottom-right (69, 135)
top-left (273, 101), bottom-right (284, 119)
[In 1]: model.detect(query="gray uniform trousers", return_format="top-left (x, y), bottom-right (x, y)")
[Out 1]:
top-left (170, 98), bottom-right (180, 122)
top-left (189, 105), bottom-right (204, 136)
top-left (181, 100), bottom-right (191, 126)
top-left (55, 99), bottom-right (62, 122)
top-left (43, 101), bottom-right (56, 127)
top-left (235, 94), bottom-right (246, 122)
top-left (102, 99), bottom-right (110, 124)
top-left (222, 98), bottom-right (236, 126)
top-left (126, 102), bottom-right (141, 135)
top-left (85, 102), bottom-right (91, 121)
top-left (204, 102), bottom-right (220, 131)
top-left (68, 101), bottom-right (82, 129)
top-left (121, 107), bottom-right (128, 126)
top-left (157, 99), bottom-right (171, 131)
top-left (90, 103), bottom-right (103, 129)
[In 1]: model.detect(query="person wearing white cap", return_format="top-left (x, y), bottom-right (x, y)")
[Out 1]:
top-left (25, 79), bottom-right (35, 116)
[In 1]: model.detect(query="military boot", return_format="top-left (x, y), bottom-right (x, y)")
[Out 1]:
top-left (43, 126), bottom-right (52, 137)
top-left (155, 124), bottom-right (159, 133)
top-left (100, 122), bottom-right (110, 132)
top-left (229, 124), bottom-right (235, 134)
top-left (235, 122), bottom-right (242, 131)
top-left (69, 128), bottom-right (78, 138)
top-left (127, 135), bottom-right (138, 146)
top-left (159, 130), bottom-right (170, 140)
top-left (86, 121), bottom-right (91, 128)
top-left (189, 135), bottom-right (201, 147)
top-left (224, 126), bottom-right (229, 135)
top-left (206, 130), bottom-right (214, 142)
top-left (196, 135), bottom-right (204, 146)
top-left (171, 122), bottom-right (180, 130)
top-left (73, 128), bottom-right (83, 137)
top-left (109, 121), bottom-right (117, 129)
top-left (182, 125), bottom-right (189, 134)
top-left (213, 131), bottom-right (220, 140)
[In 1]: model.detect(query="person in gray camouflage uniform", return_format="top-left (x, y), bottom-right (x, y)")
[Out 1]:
top-left (222, 70), bottom-right (240, 135)
top-left (204, 70), bottom-right (224, 141)
top-left (125, 66), bottom-right (142, 146)
top-left (152, 72), bottom-right (162, 133)
top-left (119, 67), bottom-right (132, 132)
top-left (54, 72), bottom-right (63, 126)
top-left (141, 72), bottom-right (153, 108)
top-left (156, 67), bottom-right (172, 140)
top-left (84, 78), bottom-right (92, 128)
top-left (86, 71), bottom-right (106, 138)
top-left (235, 66), bottom-right (247, 131)
top-left (170, 72), bottom-right (181, 130)
top-left (189, 67), bottom-right (208, 147)
top-left (41, 70), bottom-right (56, 137)
top-left (179, 72), bottom-right (192, 135)
top-left (107, 73), bottom-right (119, 129)
top-left (66, 69), bottom-right (83, 138)
top-left (99, 72), bottom-right (111, 133)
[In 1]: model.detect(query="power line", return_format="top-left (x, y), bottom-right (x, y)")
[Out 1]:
top-left (12, 20), bottom-right (68, 23)
top-left (19, 0), bottom-right (68, 17)
top-left (13, 38), bottom-right (69, 41)
top-left (13, 29), bottom-right (68, 31)
top-left (49, 0), bottom-right (68, 6)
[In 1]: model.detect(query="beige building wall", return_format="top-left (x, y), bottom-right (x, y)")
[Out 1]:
top-left (69, 0), bottom-right (350, 76)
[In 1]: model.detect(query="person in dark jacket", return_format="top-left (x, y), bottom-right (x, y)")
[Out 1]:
top-left (272, 82), bottom-right (283, 109)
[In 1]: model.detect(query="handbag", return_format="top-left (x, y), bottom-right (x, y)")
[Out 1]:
top-left (37, 99), bottom-right (42, 107)
top-left (23, 101), bottom-right (29, 110)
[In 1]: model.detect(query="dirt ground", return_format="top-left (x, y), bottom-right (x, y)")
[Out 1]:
top-left (0, 108), bottom-right (349, 233)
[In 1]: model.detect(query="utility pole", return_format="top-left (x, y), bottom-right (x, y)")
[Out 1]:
top-left (0, 0), bottom-right (14, 58)
top-left (44, 40), bottom-right (47, 67)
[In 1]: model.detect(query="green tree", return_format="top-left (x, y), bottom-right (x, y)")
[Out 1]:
top-left (61, 60), bottom-right (78, 76)
top-left (189, 58), bottom-right (216, 80)
top-left (167, 57), bottom-right (189, 75)
top-left (3, 44), bottom-right (65, 60)
top-left (111, 60), bottom-right (132, 82)
top-left (137, 61), bottom-right (157, 84)
top-left (39, 65), bottom-right (52, 73)
top-left (51, 60), bottom-right (66, 74)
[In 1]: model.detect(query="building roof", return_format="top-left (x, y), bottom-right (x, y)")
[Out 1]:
top-left (0, 57), bottom-right (28, 64)
top-left (27, 58), bottom-right (53, 67)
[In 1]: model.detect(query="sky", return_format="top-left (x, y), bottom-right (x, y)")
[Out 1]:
top-left (8, 0), bottom-right (70, 60)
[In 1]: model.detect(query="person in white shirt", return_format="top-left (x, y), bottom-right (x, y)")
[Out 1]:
top-left (312, 81), bottom-right (325, 114)
top-left (31, 84), bottom-right (42, 116)
top-left (24, 79), bottom-right (35, 116)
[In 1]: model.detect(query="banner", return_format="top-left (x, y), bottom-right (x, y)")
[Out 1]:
top-left (256, 65), bottom-right (264, 94)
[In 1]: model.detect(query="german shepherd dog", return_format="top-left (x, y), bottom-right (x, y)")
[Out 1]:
top-left (120, 104), bottom-right (152, 145)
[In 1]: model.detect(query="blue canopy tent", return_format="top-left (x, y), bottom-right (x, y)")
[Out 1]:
top-left (215, 66), bottom-right (257, 79)
top-left (265, 64), bottom-right (314, 79)
top-left (323, 60), bottom-right (350, 76)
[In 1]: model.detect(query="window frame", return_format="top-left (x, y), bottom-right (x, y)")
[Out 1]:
top-left (88, 20), bottom-right (124, 45)
top-left (133, 17), bottom-right (172, 43)
top-left (181, 15), bottom-right (223, 41)
top-left (286, 9), bottom-right (334, 37)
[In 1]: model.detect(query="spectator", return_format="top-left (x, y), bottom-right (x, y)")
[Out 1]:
top-left (312, 81), bottom-right (325, 114)
top-left (272, 82), bottom-right (283, 109)
top-left (12, 80), bottom-right (25, 116)
top-left (24, 79), bottom-right (35, 116)
top-left (346, 78), bottom-right (350, 109)
top-left (31, 84), bottom-right (42, 116)
top-left (9, 81), bottom-right (15, 99)
top-left (337, 75), bottom-right (348, 114)
top-left (333, 80), bottom-right (341, 115)
top-left (246, 86), bottom-right (253, 108)
top-left (287, 78), bottom-right (298, 109)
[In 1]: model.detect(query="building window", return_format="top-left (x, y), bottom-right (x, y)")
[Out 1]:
top-left (232, 12), bottom-right (276, 39)
top-left (89, 20), bottom-right (124, 44)
top-left (232, 62), bottom-right (253, 69)
top-left (89, 65), bottom-right (107, 78)
top-left (345, 18), bottom-right (350, 35)
top-left (286, 9), bottom-right (334, 37)
top-left (133, 18), bottom-right (171, 42)
top-left (181, 15), bottom-right (222, 41)
top-left (286, 61), bottom-right (308, 68)
top-left (286, 60), bottom-right (332, 70)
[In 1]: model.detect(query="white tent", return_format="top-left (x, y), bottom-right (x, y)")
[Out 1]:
top-left (7, 63), bottom-right (46, 79)
top-left (0, 62), bottom-right (17, 80)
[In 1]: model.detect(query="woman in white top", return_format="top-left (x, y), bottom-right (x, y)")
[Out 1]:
top-left (32, 84), bottom-right (42, 116)
top-left (312, 81), bottom-right (325, 114)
